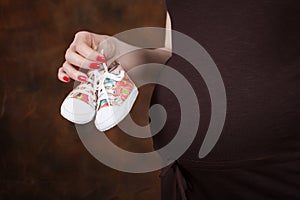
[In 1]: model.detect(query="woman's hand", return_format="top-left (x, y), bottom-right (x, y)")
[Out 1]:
top-left (58, 26), bottom-right (172, 83)
top-left (57, 31), bottom-right (113, 83)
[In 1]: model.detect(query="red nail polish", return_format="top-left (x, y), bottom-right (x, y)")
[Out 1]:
top-left (90, 62), bottom-right (100, 69)
top-left (78, 75), bottom-right (87, 82)
top-left (96, 55), bottom-right (107, 63)
top-left (63, 76), bottom-right (70, 82)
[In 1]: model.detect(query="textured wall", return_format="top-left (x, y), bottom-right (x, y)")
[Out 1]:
top-left (0, 0), bottom-right (165, 199)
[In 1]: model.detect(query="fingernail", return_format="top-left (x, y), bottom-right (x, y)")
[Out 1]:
top-left (89, 62), bottom-right (100, 69)
top-left (63, 76), bottom-right (70, 82)
top-left (78, 75), bottom-right (87, 82)
top-left (96, 55), bottom-right (107, 63)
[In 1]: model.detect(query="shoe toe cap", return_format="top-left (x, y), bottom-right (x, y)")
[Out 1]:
top-left (62, 98), bottom-right (94, 115)
top-left (61, 98), bottom-right (95, 124)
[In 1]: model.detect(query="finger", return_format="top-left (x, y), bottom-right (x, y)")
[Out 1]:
top-left (62, 61), bottom-right (88, 82)
top-left (58, 67), bottom-right (71, 83)
top-left (96, 36), bottom-right (117, 60)
top-left (75, 41), bottom-right (107, 63)
top-left (65, 48), bottom-right (102, 70)
top-left (73, 32), bottom-right (107, 63)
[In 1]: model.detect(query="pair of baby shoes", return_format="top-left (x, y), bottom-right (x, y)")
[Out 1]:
top-left (60, 58), bottom-right (138, 131)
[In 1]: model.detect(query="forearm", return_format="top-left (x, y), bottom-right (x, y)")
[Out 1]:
top-left (117, 48), bottom-right (171, 71)
top-left (102, 36), bottom-right (171, 71)
top-left (104, 12), bottom-right (172, 71)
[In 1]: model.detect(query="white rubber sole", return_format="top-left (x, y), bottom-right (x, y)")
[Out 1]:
top-left (60, 98), bottom-right (95, 124)
top-left (95, 87), bottom-right (139, 131)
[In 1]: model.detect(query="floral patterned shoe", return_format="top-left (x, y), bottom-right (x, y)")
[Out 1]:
top-left (60, 69), bottom-right (103, 124)
top-left (94, 61), bottom-right (139, 131)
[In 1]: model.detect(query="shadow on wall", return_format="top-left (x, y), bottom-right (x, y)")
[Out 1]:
top-left (0, 0), bottom-right (165, 199)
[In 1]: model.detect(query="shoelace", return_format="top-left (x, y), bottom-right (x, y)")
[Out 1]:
top-left (96, 63), bottom-right (125, 110)
top-left (72, 69), bottom-right (103, 106)
top-left (72, 49), bottom-right (107, 107)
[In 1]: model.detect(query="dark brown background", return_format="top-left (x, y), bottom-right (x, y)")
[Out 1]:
top-left (0, 0), bottom-right (165, 199)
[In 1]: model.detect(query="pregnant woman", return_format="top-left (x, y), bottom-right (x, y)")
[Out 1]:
top-left (58, 0), bottom-right (300, 199)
